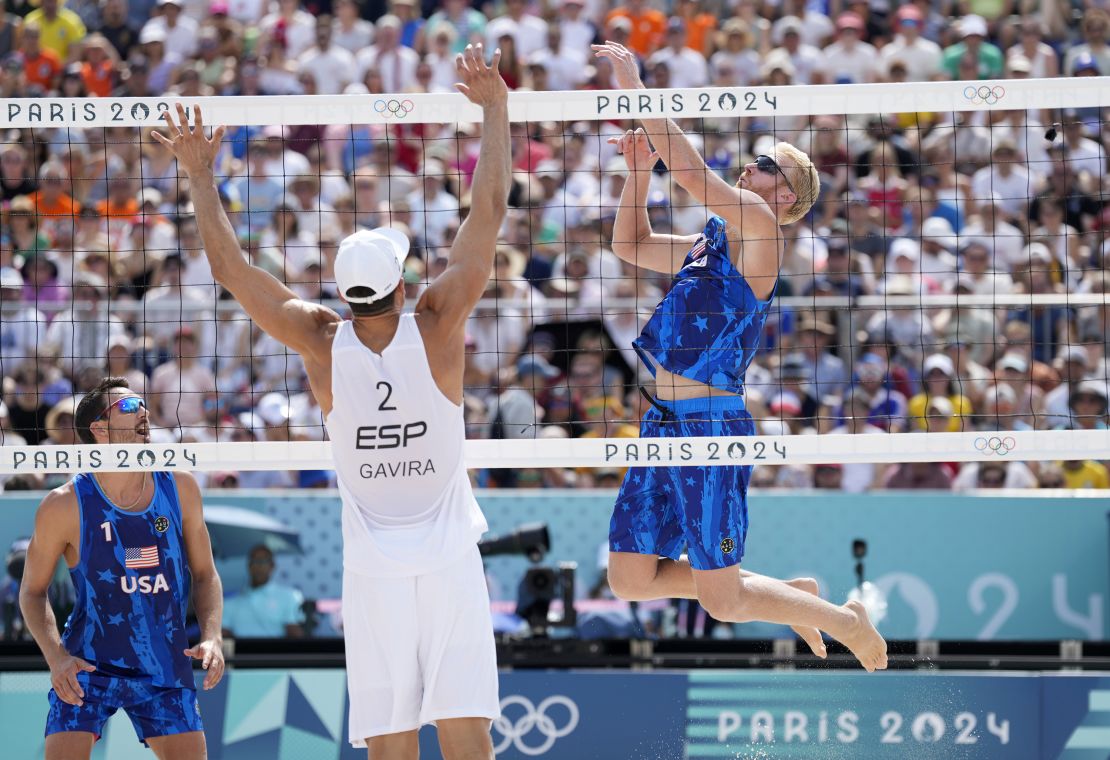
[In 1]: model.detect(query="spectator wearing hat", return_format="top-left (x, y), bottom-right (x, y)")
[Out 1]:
top-left (853, 352), bottom-right (909, 433)
top-left (605, 0), bottom-right (665, 57)
top-left (16, 249), bottom-right (59, 306)
top-left (994, 348), bottom-right (1044, 425)
top-left (149, 326), bottom-right (217, 433)
top-left (792, 311), bottom-right (848, 400)
top-left (1064, 380), bottom-right (1109, 432)
top-left (767, 15), bottom-right (823, 84)
top-left (646, 18), bottom-right (708, 89)
top-left (24, 0), bottom-right (86, 61)
top-left (908, 353), bottom-right (972, 432)
top-left (141, 0), bottom-right (197, 60)
top-left (977, 383), bottom-right (1028, 432)
top-left (0, 268), bottom-right (46, 368)
top-left (143, 254), bottom-right (213, 349)
top-left (41, 394), bottom-right (82, 446)
top-left (710, 19), bottom-right (760, 87)
top-left (78, 32), bottom-right (119, 96)
top-left (1041, 346), bottom-right (1091, 428)
top-left (1063, 8), bottom-right (1110, 83)
top-left (880, 5), bottom-right (942, 82)
top-left (822, 12), bottom-right (880, 84)
top-left (555, 0), bottom-right (596, 62)
top-left (27, 161), bottom-right (79, 242)
top-left (1006, 19), bottom-right (1058, 79)
top-left (942, 15), bottom-right (1003, 80)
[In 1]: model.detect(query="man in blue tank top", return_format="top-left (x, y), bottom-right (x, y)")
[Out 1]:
top-left (595, 42), bottom-right (888, 672)
top-left (20, 377), bottom-right (225, 758)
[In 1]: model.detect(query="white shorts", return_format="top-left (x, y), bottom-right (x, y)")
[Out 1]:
top-left (342, 545), bottom-right (500, 745)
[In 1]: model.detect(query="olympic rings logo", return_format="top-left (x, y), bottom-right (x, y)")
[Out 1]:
top-left (974, 436), bottom-right (1016, 456)
top-left (492, 695), bottom-right (580, 756)
top-left (373, 98), bottom-right (415, 119)
top-left (963, 85), bottom-right (1006, 105)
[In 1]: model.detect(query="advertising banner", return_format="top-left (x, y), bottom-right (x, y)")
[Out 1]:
top-left (3, 669), bottom-right (1110, 759)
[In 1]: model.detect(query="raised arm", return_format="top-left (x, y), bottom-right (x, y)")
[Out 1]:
top-left (593, 43), bottom-right (779, 238)
top-left (416, 44), bottom-right (511, 337)
top-left (153, 105), bottom-right (340, 361)
top-left (610, 128), bottom-right (698, 274)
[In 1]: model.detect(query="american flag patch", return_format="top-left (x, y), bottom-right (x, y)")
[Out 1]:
top-left (124, 546), bottom-right (159, 569)
top-left (688, 237), bottom-right (708, 261)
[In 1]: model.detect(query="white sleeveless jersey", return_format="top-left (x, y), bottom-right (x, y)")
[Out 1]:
top-left (326, 315), bottom-right (487, 577)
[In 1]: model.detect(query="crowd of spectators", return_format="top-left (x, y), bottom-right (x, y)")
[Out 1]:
top-left (0, 0), bottom-right (1107, 493)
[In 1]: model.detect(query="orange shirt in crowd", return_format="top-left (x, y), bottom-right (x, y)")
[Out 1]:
top-left (81, 61), bottom-right (115, 97)
top-left (605, 8), bottom-right (667, 56)
top-left (682, 13), bottom-right (718, 55)
top-left (22, 50), bottom-right (62, 91)
top-left (28, 190), bottom-right (80, 219)
top-left (96, 197), bottom-right (139, 222)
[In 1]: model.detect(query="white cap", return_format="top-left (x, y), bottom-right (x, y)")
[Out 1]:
top-left (334, 227), bottom-right (410, 304)
top-left (258, 393), bottom-right (291, 426)
top-left (959, 14), bottom-right (988, 37)
top-left (923, 353), bottom-right (955, 377)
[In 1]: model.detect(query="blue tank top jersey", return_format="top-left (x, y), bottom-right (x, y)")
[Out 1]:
top-left (63, 472), bottom-right (193, 688)
top-left (634, 216), bottom-right (777, 395)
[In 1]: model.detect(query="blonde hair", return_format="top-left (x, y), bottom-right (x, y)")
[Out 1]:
top-left (774, 142), bottom-right (820, 225)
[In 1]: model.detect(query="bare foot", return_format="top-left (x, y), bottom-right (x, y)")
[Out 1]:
top-left (839, 600), bottom-right (888, 672)
top-left (788, 578), bottom-right (827, 659)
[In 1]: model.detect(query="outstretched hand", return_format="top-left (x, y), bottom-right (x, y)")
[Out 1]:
top-left (592, 42), bottom-right (644, 91)
top-left (455, 43), bottom-right (508, 108)
top-left (608, 128), bottom-right (658, 172)
top-left (152, 104), bottom-right (225, 177)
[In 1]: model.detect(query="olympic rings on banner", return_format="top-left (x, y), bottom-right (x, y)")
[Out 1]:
top-left (963, 85), bottom-right (1006, 105)
top-left (973, 436), bottom-right (1016, 456)
top-left (491, 695), bottom-right (580, 756)
top-left (372, 98), bottom-right (415, 119)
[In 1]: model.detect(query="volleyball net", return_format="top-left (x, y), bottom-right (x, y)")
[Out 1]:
top-left (0, 77), bottom-right (1108, 484)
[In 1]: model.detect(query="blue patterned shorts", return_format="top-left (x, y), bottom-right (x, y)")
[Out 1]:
top-left (45, 670), bottom-right (203, 745)
top-left (609, 395), bottom-right (753, 571)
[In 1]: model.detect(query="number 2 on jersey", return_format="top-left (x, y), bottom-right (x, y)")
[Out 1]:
top-left (377, 382), bottom-right (397, 411)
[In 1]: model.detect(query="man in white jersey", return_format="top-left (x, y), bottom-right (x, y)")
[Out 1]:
top-left (154, 44), bottom-right (510, 760)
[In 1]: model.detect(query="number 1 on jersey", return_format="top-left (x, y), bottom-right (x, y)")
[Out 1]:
top-left (100, 521), bottom-right (112, 542)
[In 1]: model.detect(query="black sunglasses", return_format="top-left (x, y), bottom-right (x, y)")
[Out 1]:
top-left (96, 395), bottom-right (146, 421)
top-left (755, 154), bottom-right (795, 195)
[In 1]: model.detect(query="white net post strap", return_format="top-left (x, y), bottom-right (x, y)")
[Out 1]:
top-left (1, 429), bottom-right (1107, 474)
top-left (3, 78), bottom-right (1109, 128)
